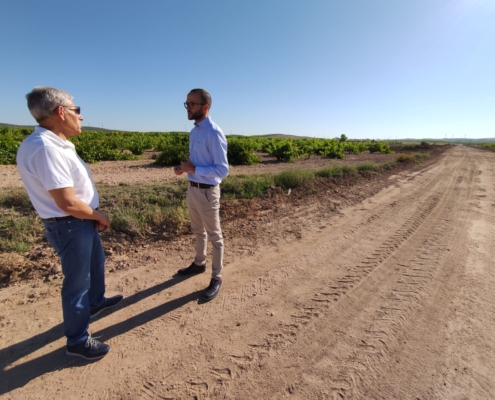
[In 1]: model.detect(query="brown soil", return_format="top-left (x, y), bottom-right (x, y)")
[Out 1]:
top-left (2, 145), bottom-right (495, 399)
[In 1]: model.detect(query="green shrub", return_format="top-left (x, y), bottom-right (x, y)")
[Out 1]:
top-left (369, 142), bottom-right (392, 154)
top-left (0, 127), bottom-right (26, 165)
top-left (273, 169), bottom-right (314, 189)
top-left (221, 174), bottom-right (271, 199)
top-left (266, 141), bottom-right (300, 162)
top-left (73, 143), bottom-right (138, 163)
top-left (356, 163), bottom-right (377, 172)
top-left (227, 137), bottom-right (261, 166)
top-left (155, 135), bottom-right (189, 166)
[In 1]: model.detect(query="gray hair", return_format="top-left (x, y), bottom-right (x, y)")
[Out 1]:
top-left (26, 87), bottom-right (74, 122)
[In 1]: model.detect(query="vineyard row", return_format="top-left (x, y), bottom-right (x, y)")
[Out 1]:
top-left (0, 127), bottom-right (393, 166)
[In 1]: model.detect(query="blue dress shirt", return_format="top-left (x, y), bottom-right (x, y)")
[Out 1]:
top-left (187, 117), bottom-right (229, 185)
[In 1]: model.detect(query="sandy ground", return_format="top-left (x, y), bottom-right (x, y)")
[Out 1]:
top-left (1, 145), bottom-right (495, 399)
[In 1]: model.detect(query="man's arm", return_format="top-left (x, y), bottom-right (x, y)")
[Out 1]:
top-left (183, 131), bottom-right (228, 179)
top-left (48, 187), bottom-right (110, 231)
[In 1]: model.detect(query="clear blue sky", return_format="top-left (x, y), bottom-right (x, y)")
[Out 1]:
top-left (1, 1), bottom-right (494, 139)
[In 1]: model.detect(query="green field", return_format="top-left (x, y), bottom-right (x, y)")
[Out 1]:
top-left (0, 127), bottom-right (394, 165)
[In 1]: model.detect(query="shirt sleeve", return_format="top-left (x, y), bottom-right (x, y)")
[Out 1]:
top-left (30, 147), bottom-right (74, 191)
top-left (195, 130), bottom-right (229, 179)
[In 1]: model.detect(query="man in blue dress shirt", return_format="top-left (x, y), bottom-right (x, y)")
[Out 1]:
top-left (174, 89), bottom-right (229, 301)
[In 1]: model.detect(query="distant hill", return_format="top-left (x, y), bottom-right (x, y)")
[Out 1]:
top-left (0, 123), bottom-right (120, 132)
top-left (252, 133), bottom-right (313, 139)
top-left (0, 123), bottom-right (37, 130)
top-left (400, 138), bottom-right (495, 144)
top-left (80, 126), bottom-right (123, 132)
top-left (246, 134), bottom-right (495, 143)
top-left (2, 123), bottom-right (494, 142)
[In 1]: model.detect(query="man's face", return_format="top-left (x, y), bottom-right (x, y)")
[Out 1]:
top-left (185, 93), bottom-right (206, 122)
top-left (60, 102), bottom-right (84, 136)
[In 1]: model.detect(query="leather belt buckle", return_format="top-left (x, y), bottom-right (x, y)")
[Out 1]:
top-left (190, 181), bottom-right (215, 189)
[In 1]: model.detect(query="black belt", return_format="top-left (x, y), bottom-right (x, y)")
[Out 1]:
top-left (42, 215), bottom-right (77, 222)
top-left (189, 181), bottom-right (217, 189)
top-left (43, 208), bottom-right (99, 222)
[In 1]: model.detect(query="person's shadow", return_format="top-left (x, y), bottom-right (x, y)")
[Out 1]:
top-left (0, 275), bottom-right (203, 395)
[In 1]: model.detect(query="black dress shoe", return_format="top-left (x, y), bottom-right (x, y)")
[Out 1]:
top-left (177, 262), bottom-right (206, 275)
top-left (203, 279), bottom-right (222, 301)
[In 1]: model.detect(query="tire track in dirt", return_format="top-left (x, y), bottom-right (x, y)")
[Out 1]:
top-left (151, 151), bottom-right (466, 398)
top-left (195, 148), bottom-right (474, 399)
top-left (264, 209), bottom-right (454, 399)
top-left (270, 149), bottom-right (478, 399)
top-left (320, 199), bottom-right (460, 399)
top-left (428, 152), bottom-right (495, 399)
top-left (192, 163), bottom-right (451, 326)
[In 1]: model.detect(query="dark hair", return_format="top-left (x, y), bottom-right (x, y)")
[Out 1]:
top-left (189, 88), bottom-right (212, 108)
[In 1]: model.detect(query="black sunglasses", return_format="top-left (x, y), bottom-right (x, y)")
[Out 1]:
top-left (53, 105), bottom-right (81, 115)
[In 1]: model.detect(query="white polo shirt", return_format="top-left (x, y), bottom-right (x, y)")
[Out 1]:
top-left (16, 126), bottom-right (99, 219)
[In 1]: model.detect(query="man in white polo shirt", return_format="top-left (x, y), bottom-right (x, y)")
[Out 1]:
top-left (16, 87), bottom-right (123, 361)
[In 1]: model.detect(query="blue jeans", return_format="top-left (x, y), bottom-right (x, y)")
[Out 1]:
top-left (42, 217), bottom-right (106, 346)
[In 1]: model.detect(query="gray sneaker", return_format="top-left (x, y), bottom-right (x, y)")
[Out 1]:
top-left (90, 294), bottom-right (124, 319)
top-left (66, 335), bottom-right (111, 361)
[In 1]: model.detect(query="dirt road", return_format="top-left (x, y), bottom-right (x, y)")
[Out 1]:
top-left (1, 145), bottom-right (494, 399)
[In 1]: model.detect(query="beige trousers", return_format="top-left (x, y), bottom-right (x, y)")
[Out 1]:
top-left (186, 184), bottom-right (224, 280)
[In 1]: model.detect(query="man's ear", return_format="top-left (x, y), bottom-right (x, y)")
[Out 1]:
top-left (54, 105), bottom-right (66, 120)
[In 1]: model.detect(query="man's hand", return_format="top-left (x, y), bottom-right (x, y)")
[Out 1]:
top-left (173, 165), bottom-right (183, 175)
top-left (94, 210), bottom-right (111, 231)
top-left (48, 187), bottom-right (111, 230)
top-left (180, 156), bottom-right (196, 173)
